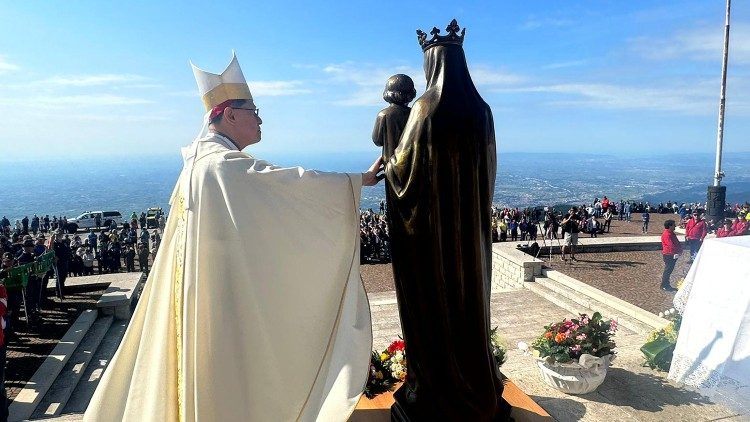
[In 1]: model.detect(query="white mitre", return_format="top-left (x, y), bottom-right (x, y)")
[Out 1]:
top-left (191, 53), bottom-right (255, 111)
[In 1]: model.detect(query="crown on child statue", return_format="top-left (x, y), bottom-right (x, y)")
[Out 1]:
top-left (417, 19), bottom-right (466, 51)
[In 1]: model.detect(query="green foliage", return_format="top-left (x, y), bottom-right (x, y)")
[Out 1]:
top-left (641, 314), bottom-right (682, 371)
top-left (490, 326), bottom-right (508, 367)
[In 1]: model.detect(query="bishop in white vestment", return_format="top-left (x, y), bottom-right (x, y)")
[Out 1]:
top-left (84, 54), bottom-right (378, 421)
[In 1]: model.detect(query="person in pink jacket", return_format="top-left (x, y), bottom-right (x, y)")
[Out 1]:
top-left (732, 215), bottom-right (749, 236)
top-left (685, 212), bottom-right (707, 262)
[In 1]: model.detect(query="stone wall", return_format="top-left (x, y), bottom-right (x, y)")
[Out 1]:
top-left (491, 244), bottom-right (543, 292)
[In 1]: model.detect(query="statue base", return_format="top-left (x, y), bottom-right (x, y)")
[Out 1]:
top-left (706, 185), bottom-right (727, 225)
top-left (351, 379), bottom-right (551, 421)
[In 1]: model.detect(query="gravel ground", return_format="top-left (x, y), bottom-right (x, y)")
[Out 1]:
top-left (360, 263), bottom-right (395, 293)
top-left (361, 247), bottom-right (690, 315)
top-left (543, 251), bottom-right (692, 315)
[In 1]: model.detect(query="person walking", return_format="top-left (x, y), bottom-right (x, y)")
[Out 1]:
top-left (603, 208), bottom-right (613, 233)
top-left (137, 243), bottom-right (149, 273)
top-left (87, 229), bottom-right (98, 254)
top-left (641, 209), bottom-right (650, 234)
top-left (624, 202), bottom-right (632, 221)
top-left (561, 208), bottom-right (580, 261)
top-left (685, 212), bottom-right (707, 262)
top-left (661, 219), bottom-right (682, 292)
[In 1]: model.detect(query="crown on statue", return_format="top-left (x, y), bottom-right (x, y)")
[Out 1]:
top-left (417, 19), bottom-right (465, 51)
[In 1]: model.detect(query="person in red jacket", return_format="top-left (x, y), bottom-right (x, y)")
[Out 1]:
top-left (0, 280), bottom-right (8, 421)
top-left (685, 212), bottom-right (707, 262)
top-left (716, 220), bottom-right (735, 238)
top-left (661, 219), bottom-right (682, 292)
top-left (733, 215), bottom-right (749, 236)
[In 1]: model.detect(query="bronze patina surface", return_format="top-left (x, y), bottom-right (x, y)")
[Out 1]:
top-left (372, 74), bottom-right (416, 163)
top-left (386, 19), bottom-right (510, 421)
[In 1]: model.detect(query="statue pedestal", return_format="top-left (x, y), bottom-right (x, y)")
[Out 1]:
top-left (350, 379), bottom-right (552, 422)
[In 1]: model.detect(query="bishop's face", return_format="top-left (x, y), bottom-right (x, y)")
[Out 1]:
top-left (233, 100), bottom-right (263, 146)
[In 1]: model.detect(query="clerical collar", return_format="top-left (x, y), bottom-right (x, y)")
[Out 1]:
top-left (207, 131), bottom-right (241, 151)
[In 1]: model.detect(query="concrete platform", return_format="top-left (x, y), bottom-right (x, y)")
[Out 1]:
top-left (96, 272), bottom-right (144, 319)
top-left (47, 272), bottom-right (143, 290)
top-left (368, 289), bottom-right (747, 421)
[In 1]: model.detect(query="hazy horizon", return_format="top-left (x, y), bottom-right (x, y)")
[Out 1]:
top-left (1, 1), bottom-right (749, 161)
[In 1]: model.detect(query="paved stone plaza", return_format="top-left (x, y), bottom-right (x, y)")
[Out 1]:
top-left (368, 288), bottom-right (749, 422)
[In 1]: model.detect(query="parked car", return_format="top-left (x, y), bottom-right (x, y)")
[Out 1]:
top-left (145, 207), bottom-right (163, 229)
top-left (65, 211), bottom-right (123, 233)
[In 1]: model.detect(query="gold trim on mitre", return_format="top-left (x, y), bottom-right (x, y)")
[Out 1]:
top-left (202, 83), bottom-right (254, 110)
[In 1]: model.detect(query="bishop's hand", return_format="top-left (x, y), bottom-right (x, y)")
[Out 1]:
top-left (362, 156), bottom-right (384, 187)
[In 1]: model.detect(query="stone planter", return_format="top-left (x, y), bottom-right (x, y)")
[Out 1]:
top-left (536, 354), bottom-right (613, 394)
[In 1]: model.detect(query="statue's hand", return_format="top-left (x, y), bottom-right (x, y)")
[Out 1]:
top-left (362, 156), bottom-right (384, 186)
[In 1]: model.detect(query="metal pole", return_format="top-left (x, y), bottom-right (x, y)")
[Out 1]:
top-left (714, 0), bottom-right (731, 187)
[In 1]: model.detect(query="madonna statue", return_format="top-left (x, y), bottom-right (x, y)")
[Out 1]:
top-left (386, 20), bottom-right (511, 421)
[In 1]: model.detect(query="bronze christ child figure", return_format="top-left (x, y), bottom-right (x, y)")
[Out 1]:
top-left (372, 74), bottom-right (416, 162)
top-left (386, 20), bottom-right (511, 421)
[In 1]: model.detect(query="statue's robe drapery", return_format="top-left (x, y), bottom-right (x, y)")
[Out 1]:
top-left (372, 103), bottom-right (411, 162)
top-left (385, 44), bottom-right (504, 420)
top-left (84, 134), bottom-right (372, 421)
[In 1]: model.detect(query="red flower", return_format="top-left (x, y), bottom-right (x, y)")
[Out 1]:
top-left (387, 340), bottom-right (405, 353)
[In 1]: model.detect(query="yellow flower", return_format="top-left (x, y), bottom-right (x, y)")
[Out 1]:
top-left (380, 353), bottom-right (389, 362)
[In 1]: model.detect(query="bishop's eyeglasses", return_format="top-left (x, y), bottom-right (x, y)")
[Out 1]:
top-left (231, 107), bottom-right (260, 118)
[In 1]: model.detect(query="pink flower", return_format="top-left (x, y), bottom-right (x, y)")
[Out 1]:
top-left (571, 344), bottom-right (582, 353)
top-left (610, 319), bottom-right (618, 331)
top-left (579, 315), bottom-right (590, 325)
top-left (576, 333), bottom-right (587, 341)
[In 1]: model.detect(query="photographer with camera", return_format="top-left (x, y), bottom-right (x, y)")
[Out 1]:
top-left (561, 207), bottom-right (580, 261)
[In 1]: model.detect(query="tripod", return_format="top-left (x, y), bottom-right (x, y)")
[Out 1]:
top-left (532, 217), bottom-right (563, 262)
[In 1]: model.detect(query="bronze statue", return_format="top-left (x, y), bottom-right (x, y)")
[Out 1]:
top-left (372, 74), bottom-right (416, 162)
top-left (385, 20), bottom-right (511, 421)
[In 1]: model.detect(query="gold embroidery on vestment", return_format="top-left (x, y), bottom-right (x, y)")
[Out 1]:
top-left (172, 191), bottom-right (187, 421)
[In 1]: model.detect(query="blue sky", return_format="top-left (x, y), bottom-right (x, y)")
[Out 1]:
top-left (1, 0), bottom-right (749, 161)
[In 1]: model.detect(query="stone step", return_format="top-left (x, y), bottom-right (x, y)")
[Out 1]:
top-left (542, 269), bottom-right (669, 330)
top-left (31, 316), bottom-right (114, 419)
top-left (60, 318), bottom-right (129, 415)
top-left (529, 277), bottom-right (653, 335)
top-left (525, 280), bottom-right (604, 326)
top-left (9, 309), bottom-right (98, 422)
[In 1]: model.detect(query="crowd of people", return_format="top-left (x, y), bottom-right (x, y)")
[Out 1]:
top-left (360, 198), bottom-right (750, 264)
top-left (0, 211), bottom-right (166, 334)
top-left (360, 207), bottom-right (390, 263)
top-left (0, 210), bottom-right (167, 420)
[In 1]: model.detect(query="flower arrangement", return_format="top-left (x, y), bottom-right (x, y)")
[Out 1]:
top-left (641, 313), bottom-right (682, 371)
top-left (364, 339), bottom-right (406, 398)
top-left (363, 331), bottom-right (508, 399)
top-left (532, 312), bottom-right (617, 364)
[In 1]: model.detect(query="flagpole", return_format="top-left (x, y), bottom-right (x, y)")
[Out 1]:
top-left (707, 0), bottom-right (731, 224)
top-left (714, 0), bottom-right (731, 187)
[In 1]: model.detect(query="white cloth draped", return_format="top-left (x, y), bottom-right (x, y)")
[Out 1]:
top-left (84, 134), bottom-right (372, 421)
top-left (669, 235), bottom-right (750, 413)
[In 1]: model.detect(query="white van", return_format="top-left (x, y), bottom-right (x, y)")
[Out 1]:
top-left (66, 211), bottom-right (123, 233)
